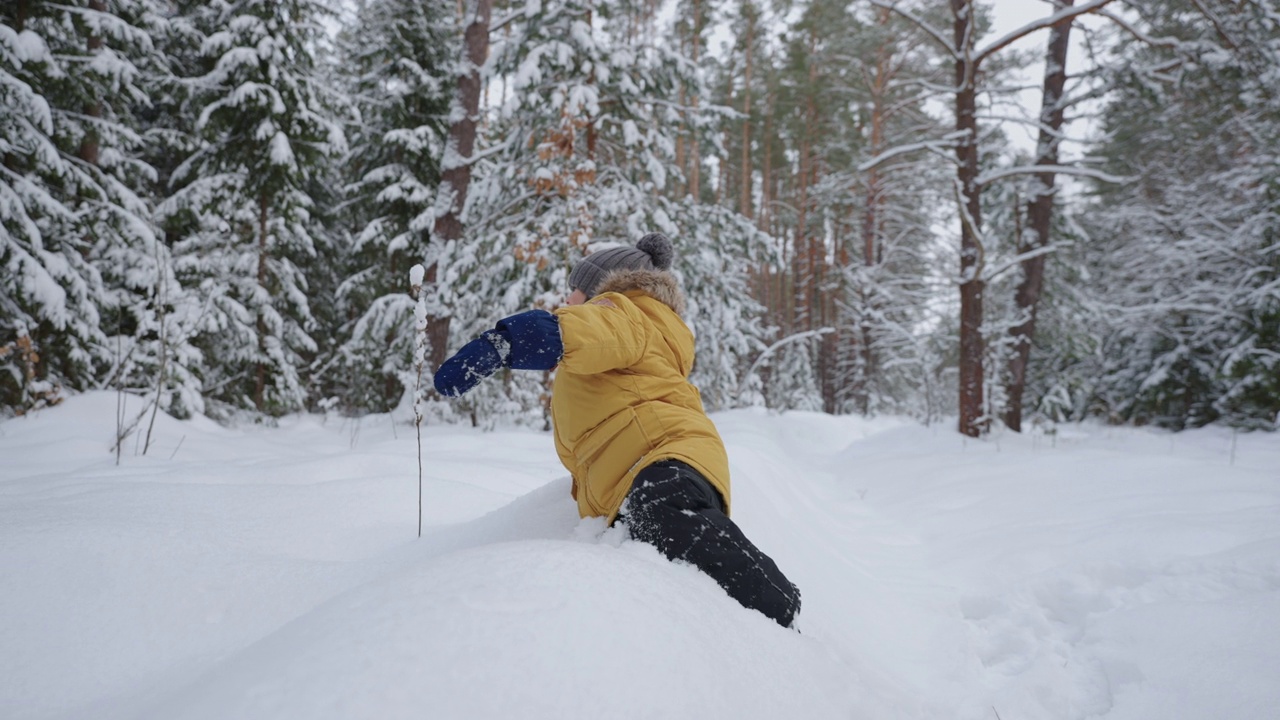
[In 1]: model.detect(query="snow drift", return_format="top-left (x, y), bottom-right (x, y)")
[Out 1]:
top-left (2, 393), bottom-right (1279, 720)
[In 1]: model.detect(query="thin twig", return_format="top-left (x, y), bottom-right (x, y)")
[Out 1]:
top-left (417, 412), bottom-right (424, 537)
top-left (168, 434), bottom-right (185, 461)
top-left (144, 241), bottom-right (169, 456)
top-left (115, 335), bottom-right (125, 466)
top-left (410, 265), bottom-right (429, 539)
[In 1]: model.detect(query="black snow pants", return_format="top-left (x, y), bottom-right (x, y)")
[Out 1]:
top-left (617, 460), bottom-right (801, 628)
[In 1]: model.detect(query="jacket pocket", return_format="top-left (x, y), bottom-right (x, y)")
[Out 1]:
top-left (577, 409), bottom-right (647, 515)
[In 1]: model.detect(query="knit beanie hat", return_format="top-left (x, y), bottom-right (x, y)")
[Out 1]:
top-left (568, 232), bottom-right (674, 298)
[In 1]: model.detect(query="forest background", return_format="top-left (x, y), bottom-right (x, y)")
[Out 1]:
top-left (3, 0), bottom-right (1278, 436)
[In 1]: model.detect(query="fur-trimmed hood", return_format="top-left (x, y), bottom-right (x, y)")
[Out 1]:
top-left (594, 269), bottom-right (685, 316)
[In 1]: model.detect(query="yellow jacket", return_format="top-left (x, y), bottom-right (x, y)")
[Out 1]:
top-left (551, 269), bottom-right (730, 522)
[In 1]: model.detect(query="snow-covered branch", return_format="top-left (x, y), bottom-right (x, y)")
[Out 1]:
top-left (488, 10), bottom-right (522, 34)
top-left (983, 244), bottom-right (1063, 282)
top-left (976, 164), bottom-right (1130, 187)
top-left (976, 0), bottom-right (1118, 64)
top-left (857, 134), bottom-right (965, 173)
top-left (439, 135), bottom-right (515, 172)
top-left (742, 328), bottom-right (837, 383)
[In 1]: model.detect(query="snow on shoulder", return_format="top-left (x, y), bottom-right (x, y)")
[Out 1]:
top-left (146, 482), bottom-right (852, 720)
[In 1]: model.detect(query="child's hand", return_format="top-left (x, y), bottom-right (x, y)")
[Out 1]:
top-left (433, 332), bottom-right (506, 397)
top-left (432, 309), bottom-right (562, 397)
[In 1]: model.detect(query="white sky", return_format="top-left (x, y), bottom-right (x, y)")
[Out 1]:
top-left (990, 0), bottom-right (1054, 37)
top-left (988, 0), bottom-right (1062, 153)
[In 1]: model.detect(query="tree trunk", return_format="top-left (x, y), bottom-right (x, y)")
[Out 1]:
top-left (855, 7), bottom-right (893, 415)
top-left (1004, 0), bottom-right (1075, 431)
top-left (863, 7), bottom-right (891, 270)
top-left (739, 9), bottom-right (754, 219)
top-left (255, 194), bottom-right (270, 412)
top-left (794, 145), bottom-right (811, 334)
top-left (675, 86), bottom-right (686, 197)
top-left (807, 29), bottom-right (821, 338)
top-left (78, 0), bottom-right (107, 166)
top-left (760, 95), bottom-right (772, 233)
top-left (430, 0), bottom-right (492, 368)
top-left (688, 0), bottom-right (702, 200)
top-left (793, 27), bottom-right (821, 337)
top-left (717, 126), bottom-right (728, 206)
top-left (954, 0), bottom-right (986, 438)
top-left (13, 0), bottom-right (29, 31)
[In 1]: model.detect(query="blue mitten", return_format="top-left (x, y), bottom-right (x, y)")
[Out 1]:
top-left (433, 332), bottom-right (506, 397)
top-left (496, 309), bottom-right (563, 370)
top-left (433, 310), bottom-right (563, 398)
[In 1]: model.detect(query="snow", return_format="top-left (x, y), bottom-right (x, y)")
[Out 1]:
top-left (2, 393), bottom-right (1279, 719)
top-left (10, 29), bottom-right (54, 66)
top-left (269, 130), bottom-right (296, 168)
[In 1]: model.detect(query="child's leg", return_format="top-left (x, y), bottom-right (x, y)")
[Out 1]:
top-left (620, 460), bottom-right (801, 627)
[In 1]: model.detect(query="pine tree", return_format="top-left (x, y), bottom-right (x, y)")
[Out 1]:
top-left (719, 0), bottom-right (949, 417)
top-left (436, 0), bottom-right (768, 421)
top-left (822, 1), bottom-right (951, 418)
top-left (2, 0), bottom-right (184, 416)
top-left (316, 0), bottom-right (456, 414)
top-left (864, 0), bottom-right (1122, 435)
top-left (161, 0), bottom-right (347, 417)
top-left (1055, 0), bottom-right (1280, 429)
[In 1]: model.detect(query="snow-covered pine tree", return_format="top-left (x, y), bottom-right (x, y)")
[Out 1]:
top-left (2, 1), bottom-right (97, 411)
top-left (1061, 0), bottom-right (1280, 429)
top-left (764, 340), bottom-right (823, 413)
top-left (670, 197), bottom-right (772, 410)
top-left (161, 0), bottom-right (347, 417)
top-left (814, 0), bottom-right (951, 418)
top-left (1, 0), bottom-right (193, 417)
top-left (316, 0), bottom-right (456, 415)
top-left (1016, 212), bottom-right (1100, 425)
top-left (438, 0), bottom-right (768, 421)
top-left (716, 0), bottom-right (949, 418)
top-left (978, 144), bottom-right (1034, 428)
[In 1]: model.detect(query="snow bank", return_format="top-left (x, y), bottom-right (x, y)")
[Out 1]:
top-left (2, 394), bottom-right (1279, 720)
top-left (146, 538), bottom-right (850, 720)
top-left (0, 394), bottom-right (852, 720)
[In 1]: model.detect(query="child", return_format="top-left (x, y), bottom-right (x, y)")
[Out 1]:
top-left (434, 233), bottom-right (801, 627)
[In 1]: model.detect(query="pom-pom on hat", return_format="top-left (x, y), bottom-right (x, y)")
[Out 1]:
top-left (569, 232), bottom-right (674, 298)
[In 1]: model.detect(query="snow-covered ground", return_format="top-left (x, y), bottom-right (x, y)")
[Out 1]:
top-left (2, 393), bottom-right (1278, 720)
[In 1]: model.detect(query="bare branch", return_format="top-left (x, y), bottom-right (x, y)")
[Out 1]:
top-left (893, 77), bottom-right (965, 95)
top-left (866, 0), bottom-right (958, 58)
top-left (1097, 8), bottom-right (1181, 48)
top-left (1189, 0), bottom-right (1240, 49)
